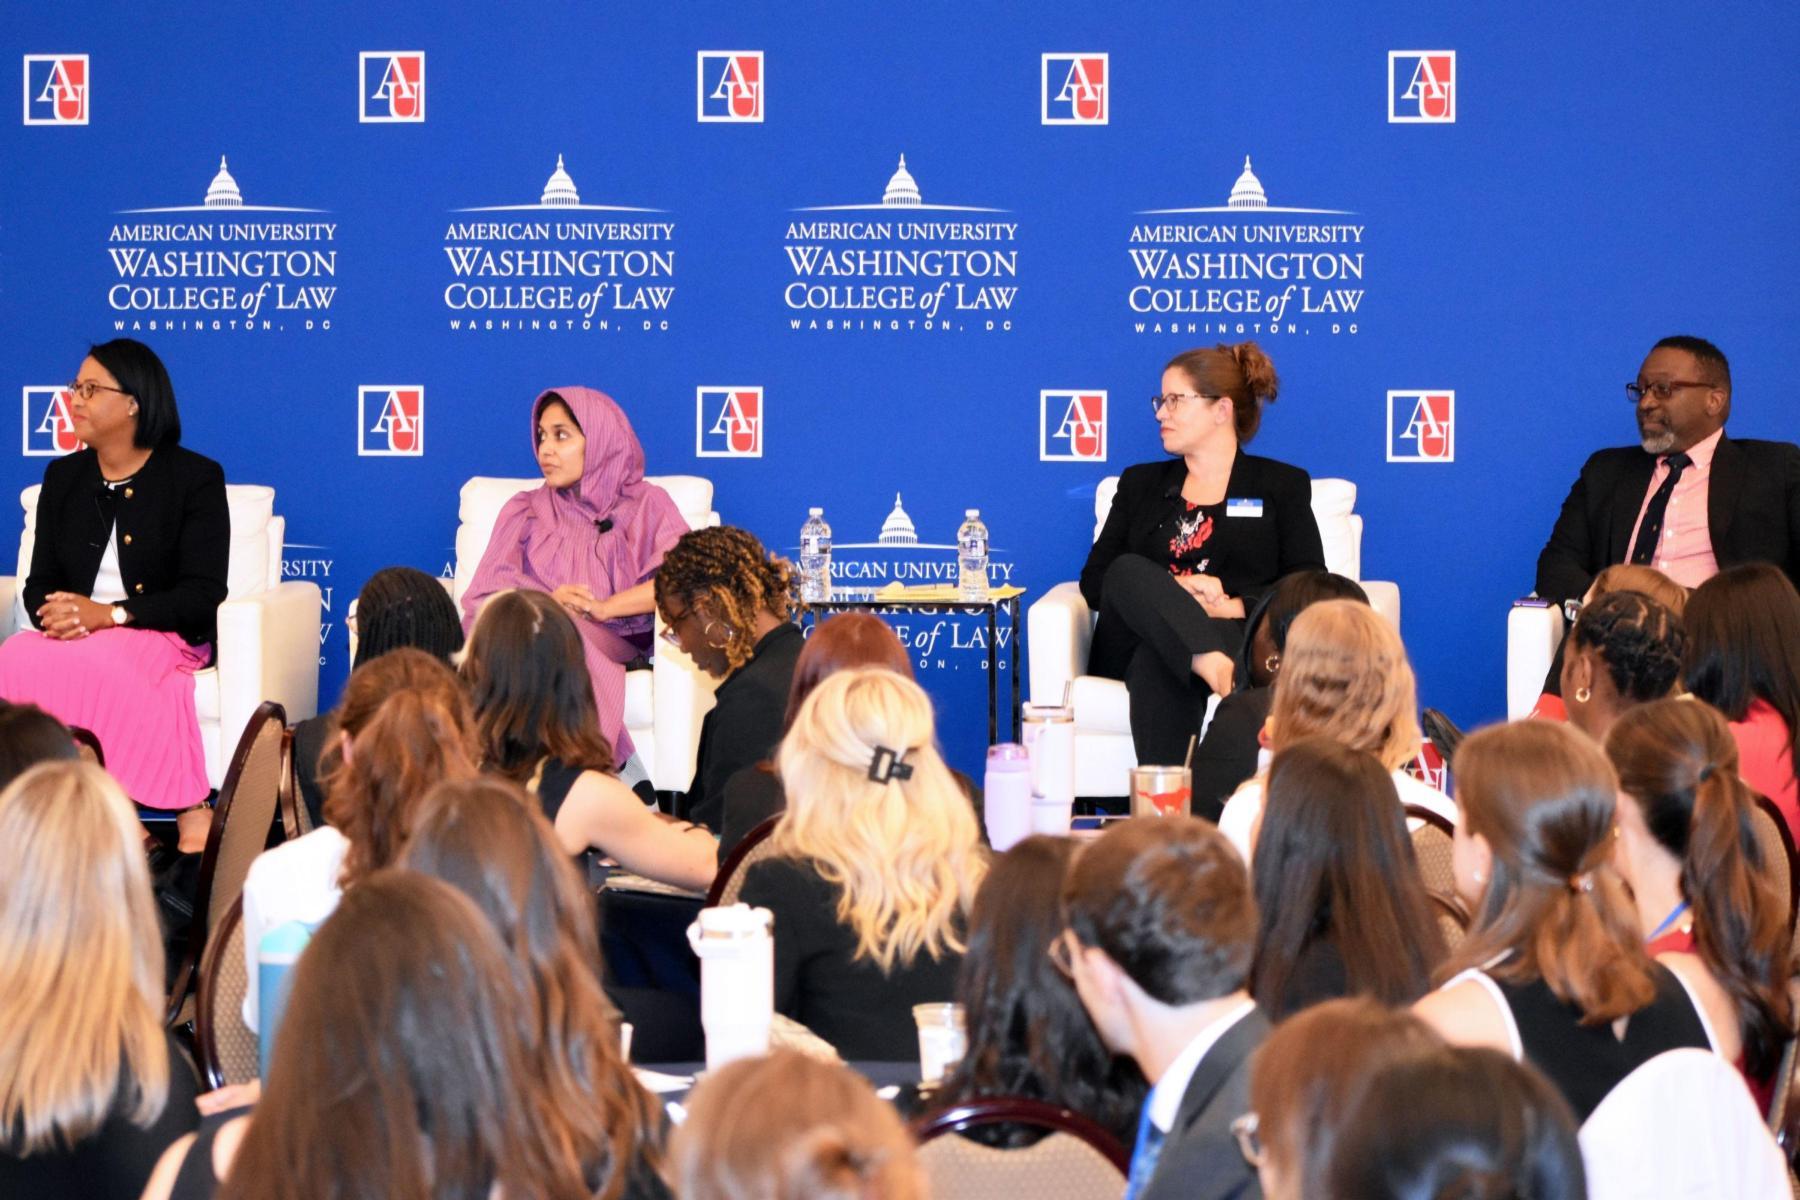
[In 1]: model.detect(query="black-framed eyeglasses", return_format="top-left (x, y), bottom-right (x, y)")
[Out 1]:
top-left (66, 379), bottom-right (132, 402)
top-left (1626, 379), bottom-right (1713, 403)
top-left (1150, 392), bottom-right (1218, 417)
top-left (1230, 1113), bottom-right (1265, 1168)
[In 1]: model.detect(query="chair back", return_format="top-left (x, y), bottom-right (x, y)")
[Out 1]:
top-left (1405, 803), bottom-right (1458, 897)
top-left (1427, 890), bottom-right (1470, 955)
top-left (913, 1097), bottom-right (1130, 1200)
top-left (194, 897), bottom-right (258, 1089)
top-left (68, 724), bottom-right (104, 767)
top-left (1748, 796), bottom-right (1799, 930)
top-left (1091, 475), bottom-right (1365, 581)
top-left (277, 727), bottom-right (313, 841)
top-left (707, 814), bottom-right (784, 908)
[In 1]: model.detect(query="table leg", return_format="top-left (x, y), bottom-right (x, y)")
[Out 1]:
top-left (986, 603), bottom-right (998, 744)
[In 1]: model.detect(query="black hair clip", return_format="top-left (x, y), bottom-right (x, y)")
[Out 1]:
top-left (868, 745), bottom-right (914, 784)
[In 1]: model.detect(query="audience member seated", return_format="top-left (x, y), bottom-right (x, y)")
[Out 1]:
top-left (0, 700), bottom-right (80, 790)
top-left (933, 835), bottom-right (1147, 1148)
top-left (398, 777), bottom-right (671, 1198)
top-left (239, 648), bottom-right (479, 1029)
top-left (736, 668), bottom-right (984, 1060)
top-left (292, 565), bottom-right (463, 829)
top-left (1218, 599), bottom-right (1450, 860)
top-left (1241, 997), bottom-right (1444, 1200)
top-left (667, 1049), bottom-right (924, 1200)
top-left (1605, 697), bottom-right (1793, 1107)
top-left (720, 612), bottom-right (981, 859)
top-left (654, 525), bottom-right (804, 833)
top-left (1528, 563), bottom-right (1687, 722)
top-left (142, 872), bottom-right (596, 1200)
top-left (1558, 589), bottom-right (1685, 742)
top-left (0, 761), bottom-right (198, 1200)
top-left (1248, 737), bottom-right (1445, 1020)
top-left (1059, 816), bottom-right (1264, 1200)
top-left (462, 588), bottom-right (715, 890)
top-left (1080, 342), bottom-right (1325, 766)
top-left (462, 386), bottom-right (689, 773)
top-left (1682, 563), bottom-right (1800, 840)
top-left (0, 338), bottom-right (228, 850)
top-left (1190, 570), bottom-right (1367, 821)
top-left (1414, 720), bottom-right (1713, 1122)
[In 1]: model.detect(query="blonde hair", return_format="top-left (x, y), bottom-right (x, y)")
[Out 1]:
top-left (1270, 600), bottom-right (1421, 771)
top-left (0, 761), bottom-right (170, 1153)
top-left (772, 668), bottom-right (987, 972)
top-left (668, 1049), bottom-right (924, 1200)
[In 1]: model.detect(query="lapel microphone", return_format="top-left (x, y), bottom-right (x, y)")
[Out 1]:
top-left (594, 518), bottom-right (613, 534)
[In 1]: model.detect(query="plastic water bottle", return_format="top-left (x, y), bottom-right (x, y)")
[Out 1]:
top-left (957, 509), bottom-right (989, 601)
top-left (257, 920), bottom-right (312, 1077)
top-left (686, 903), bottom-right (775, 1070)
top-left (983, 743), bottom-right (1033, 852)
top-left (799, 507), bottom-right (831, 603)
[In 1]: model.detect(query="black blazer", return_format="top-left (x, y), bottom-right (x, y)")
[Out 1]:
top-left (1139, 1006), bottom-right (1269, 1200)
top-left (1080, 455), bottom-right (1325, 612)
top-left (23, 445), bottom-right (230, 646)
top-left (682, 622), bottom-right (804, 833)
top-left (1535, 433), bottom-right (1800, 606)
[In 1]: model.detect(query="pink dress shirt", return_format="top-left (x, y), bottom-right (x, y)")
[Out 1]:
top-left (1624, 428), bottom-right (1722, 588)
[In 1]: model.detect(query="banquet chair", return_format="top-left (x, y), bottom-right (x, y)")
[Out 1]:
top-left (913, 1098), bottom-right (1130, 1200)
top-left (276, 726), bottom-right (310, 842)
top-left (445, 474), bottom-right (721, 794)
top-left (68, 724), bottom-right (104, 766)
top-left (706, 814), bottom-right (783, 908)
top-left (165, 701), bottom-right (286, 1027)
top-left (1406, 803), bottom-right (1458, 898)
top-left (1427, 891), bottom-right (1470, 954)
top-left (1748, 796), bottom-right (1799, 933)
top-left (0, 483), bottom-right (321, 789)
top-left (194, 897), bottom-right (258, 1089)
top-left (1027, 477), bottom-right (1402, 797)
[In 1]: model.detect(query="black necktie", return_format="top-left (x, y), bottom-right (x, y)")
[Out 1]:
top-left (1629, 452), bottom-right (1692, 565)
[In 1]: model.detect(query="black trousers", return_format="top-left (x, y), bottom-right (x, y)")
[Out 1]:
top-left (1088, 554), bottom-right (1244, 767)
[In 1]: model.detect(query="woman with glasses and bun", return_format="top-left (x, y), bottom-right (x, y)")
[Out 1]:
top-left (1080, 342), bottom-right (1324, 767)
top-left (0, 339), bottom-right (227, 849)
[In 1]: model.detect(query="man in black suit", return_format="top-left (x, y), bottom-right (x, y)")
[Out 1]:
top-left (1060, 817), bottom-right (1264, 1200)
top-left (1537, 334), bottom-right (1800, 609)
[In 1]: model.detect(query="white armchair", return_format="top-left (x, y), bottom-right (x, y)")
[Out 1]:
top-left (449, 475), bottom-right (721, 793)
top-left (1026, 477), bottom-right (1402, 798)
top-left (1507, 601), bottom-right (1564, 718)
top-left (0, 484), bottom-right (321, 788)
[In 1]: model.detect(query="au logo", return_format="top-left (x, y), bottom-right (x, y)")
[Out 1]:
top-left (1040, 390), bottom-right (1107, 462)
top-left (360, 51), bottom-right (425, 122)
top-left (1387, 391), bottom-right (1454, 462)
top-left (22, 55), bottom-right (87, 125)
top-left (697, 51), bottom-right (763, 122)
top-left (21, 388), bottom-right (82, 456)
top-left (1041, 53), bottom-right (1107, 125)
top-left (1388, 51), bottom-right (1455, 123)
top-left (696, 387), bottom-right (762, 458)
top-left (359, 386), bottom-right (425, 456)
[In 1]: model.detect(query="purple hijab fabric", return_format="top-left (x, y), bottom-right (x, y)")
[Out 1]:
top-left (462, 386), bottom-right (687, 760)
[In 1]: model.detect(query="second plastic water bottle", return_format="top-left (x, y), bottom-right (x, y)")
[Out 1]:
top-left (957, 509), bottom-right (989, 601)
top-left (799, 507), bottom-right (831, 603)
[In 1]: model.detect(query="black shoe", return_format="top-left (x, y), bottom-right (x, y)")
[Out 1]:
top-left (1421, 708), bottom-right (1465, 765)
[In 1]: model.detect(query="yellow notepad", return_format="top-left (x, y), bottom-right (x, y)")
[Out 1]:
top-left (869, 583), bottom-right (1026, 603)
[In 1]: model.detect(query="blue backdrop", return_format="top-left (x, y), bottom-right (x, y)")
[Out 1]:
top-left (6, 2), bottom-right (1798, 777)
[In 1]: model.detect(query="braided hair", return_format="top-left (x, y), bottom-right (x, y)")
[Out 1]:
top-left (1567, 589), bottom-right (1685, 703)
top-left (654, 526), bottom-right (796, 672)
top-left (353, 566), bottom-right (464, 668)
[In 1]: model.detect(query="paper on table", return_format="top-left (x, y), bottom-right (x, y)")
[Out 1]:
top-left (869, 583), bottom-right (1026, 603)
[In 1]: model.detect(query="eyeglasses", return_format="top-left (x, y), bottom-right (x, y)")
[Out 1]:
top-left (1150, 392), bottom-right (1218, 417)
top-left (1047, 929), bottom-right (1076, 978)
top-left (1230, 1113), bottom-right (1265, 1168)
top-left (65, 379), bottom-right (133, 402)
top-left (657, 606), bottom-right (688, 649)
top-left (1625, 380), bottom-right (1713, 403)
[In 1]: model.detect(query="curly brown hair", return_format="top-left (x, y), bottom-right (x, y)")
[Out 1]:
top-left (653, 526), bottom-right (796, 672)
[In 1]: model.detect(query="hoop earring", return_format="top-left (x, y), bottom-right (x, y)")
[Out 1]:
top-left (1574, 686), bottom-right (1591, 704)
top-left (1264, 654), bottom-right (1280, 673)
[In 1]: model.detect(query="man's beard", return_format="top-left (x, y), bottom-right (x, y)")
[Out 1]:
top-left (1639, 426), bottom-right (1675, 455)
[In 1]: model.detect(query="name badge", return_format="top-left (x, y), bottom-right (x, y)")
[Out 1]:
top-left (1226, 498), bottom-right (1264, 518)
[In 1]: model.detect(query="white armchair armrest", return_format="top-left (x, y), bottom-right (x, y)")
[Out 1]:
top-left (0, 576), bottom-right (18, 641)
top-left (1507, 601), bottom-right (1564, 719)
top-left (651, 610), bottom-right (718, 793)
top-left (1027, 581), bottom-right (1092, 707)
top-left (216, 582), bottom-right (323, 746)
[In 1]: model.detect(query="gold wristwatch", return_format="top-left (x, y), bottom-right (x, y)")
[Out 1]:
top-left (110, 605), bottom-right (130, 627)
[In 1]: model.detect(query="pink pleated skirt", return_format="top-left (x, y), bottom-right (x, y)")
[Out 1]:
top-left (0, 627), bottom-right (212, 809)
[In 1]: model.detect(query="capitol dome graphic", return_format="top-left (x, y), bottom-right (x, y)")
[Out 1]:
top-left (540, 155), bottom-right (581, 206)
top-left (452, 154), bottom-right (661, 213)
top-left (1227, 156), bottom-right (1267, 209)
top-left (1137, 155), bottom-right (1352, 216)
top-left (881, 155), bottom-right (922, 207)
top-left (878, 494), bottom-right (919, 545)
top-left (204, 156), bottom-right (243, 208)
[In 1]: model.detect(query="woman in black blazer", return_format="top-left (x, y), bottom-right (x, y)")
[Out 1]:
top-left (0, 339), bottom-right (228, 846)
top-left (1080, 342), bottom-right (1324, 766)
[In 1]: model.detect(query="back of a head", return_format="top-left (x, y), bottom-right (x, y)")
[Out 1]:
top-left (0, 701), bottom-right (79, 792)
top-left (774, 668), bottom-right (984, 972)
top-left (1249, 998), bottom-right (1442, 1200)
top-left (1683, 563), bottom-right (1800, 729)
top-left (1270, 599), bottom-right (1420, 770)
top-left (654, 525), bottom-right (796, 671)
top-left (1164, 341), bottom-right (1280, 442)
top-left (1252, 737), bottom-right (1443, 1015)
top-left (463, 589), bottom-right (612, 778)
top-left (1259, 570), bottom-right (1369, 655)
top-left (1063, 815), bottom-right (1253, 1005)
top-left (0, 760), bottom-right (168, 1153)
top-left (1587, 564), bottom-right (1689, 617)
top-left (1326, 1046), bottom-right (1585, 1200)
top-left (353, 566), bottom-right (464, 667)
top-left (1452, 721), bottom-right (1653, 1022)
top-left (1569, 589), bottom-right (1685, 704)
top-left (221, 871), bottom-right (564, 1200)
top-left (783, 612), bottom-right (914, 730)
top-left (89, 337), bottom-right (180, 448)
top-left (669, 1049), bottom-right (923, 1200)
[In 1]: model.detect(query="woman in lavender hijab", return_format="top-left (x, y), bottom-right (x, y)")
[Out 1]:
top-left (462, 388), bottom-right (688, 764)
